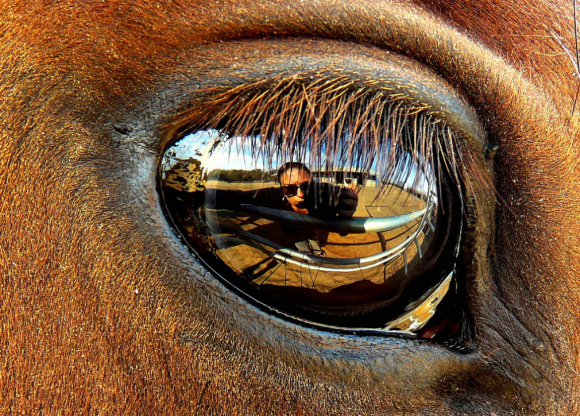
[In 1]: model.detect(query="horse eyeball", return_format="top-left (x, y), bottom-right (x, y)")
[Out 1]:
top-left (159, 119), bottom-right (465, 336)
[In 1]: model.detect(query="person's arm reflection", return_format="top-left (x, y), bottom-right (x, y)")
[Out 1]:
top-left (206, 161), bottom-right (359, 219)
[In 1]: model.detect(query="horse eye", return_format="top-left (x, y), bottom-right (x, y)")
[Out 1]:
top-left (159, 89), bottom-right (470, 340)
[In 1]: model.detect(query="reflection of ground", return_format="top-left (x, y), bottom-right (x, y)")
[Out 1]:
top-left (211, 183), bottom-right (431, 294)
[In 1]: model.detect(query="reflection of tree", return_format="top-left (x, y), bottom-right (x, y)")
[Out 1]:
top-left (208, 169), bottom-right (276, 183)
top-left (163, 158), bottom-right (207, 192)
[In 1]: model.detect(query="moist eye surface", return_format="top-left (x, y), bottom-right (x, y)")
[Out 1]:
top-left (156, 64), bottom-right (488, 335)
top-left (160, 101), bottom-right (464, 333)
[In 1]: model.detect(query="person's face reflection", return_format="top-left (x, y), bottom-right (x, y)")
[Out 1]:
top-left (280, 168), bottom-right (312, 213)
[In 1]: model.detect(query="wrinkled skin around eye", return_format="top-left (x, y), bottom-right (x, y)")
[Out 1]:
top-left (1, 0), bottom-right (580, 415)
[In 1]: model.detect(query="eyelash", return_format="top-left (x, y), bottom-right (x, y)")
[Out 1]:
top-left (160, 75), bottom-right (490, 342)
top-left (167, 75), bottom-right (490, 203)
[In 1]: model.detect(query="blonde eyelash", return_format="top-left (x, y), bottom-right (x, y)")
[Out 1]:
top-left (168, 74), bottom-right (492, 206)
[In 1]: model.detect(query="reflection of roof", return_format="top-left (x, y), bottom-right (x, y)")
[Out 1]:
top-left (311, 168), bottom-right (377, 175)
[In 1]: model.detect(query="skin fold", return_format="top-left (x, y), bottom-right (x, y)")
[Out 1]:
top-left (0, 0), bottom-right (579, 414)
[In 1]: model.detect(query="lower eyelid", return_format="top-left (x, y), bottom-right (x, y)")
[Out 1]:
top-left (155, 38), bottom-right (492, 343)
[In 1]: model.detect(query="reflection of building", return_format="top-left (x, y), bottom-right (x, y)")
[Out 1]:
top-left (313, 167), bottom-right (435, 201)
top-left (311, 168), bottom-right (377, 188)
top-left (163, 159), bottom-right (206, 192)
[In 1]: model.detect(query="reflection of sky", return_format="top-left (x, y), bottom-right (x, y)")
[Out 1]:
top-left (167, 129), bottom-right (435, 195)
top-left (170, 130), bottom-right (268, 170)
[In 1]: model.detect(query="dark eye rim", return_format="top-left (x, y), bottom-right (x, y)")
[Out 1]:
top-left (153, 40), bottom-right (492, 346)
top-left (157, 129), bottom-right (470, 340)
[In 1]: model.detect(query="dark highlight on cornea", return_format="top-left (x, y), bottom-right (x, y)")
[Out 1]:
top-left (166, 74), bottom-right (493, 207)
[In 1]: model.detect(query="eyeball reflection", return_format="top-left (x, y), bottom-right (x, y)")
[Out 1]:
top-left (160, 129), bottom-right (455, 331)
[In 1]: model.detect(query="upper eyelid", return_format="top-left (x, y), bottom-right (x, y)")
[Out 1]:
top-left (159, 39), bottom-right (494, 207)
top-left (162, 38), bottom-right (487, 151)
top-left (167, 39), bottom-right (486, 146)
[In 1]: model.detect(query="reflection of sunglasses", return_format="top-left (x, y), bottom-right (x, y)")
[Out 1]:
top-left (282, 181), bottom-right (310, 196)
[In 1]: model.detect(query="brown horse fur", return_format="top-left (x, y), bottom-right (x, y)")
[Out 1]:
top-left (1, 0), bottom-right (580, 414)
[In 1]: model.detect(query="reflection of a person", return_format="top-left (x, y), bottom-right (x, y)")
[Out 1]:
top-left (209, 162), bottom-right (358, 256)
top-left (278, 162), bottom-right (359, 256)
top-left (279, 162), bottom-right (311, 215)
top-left (278, 162), bottom-right (358, 217)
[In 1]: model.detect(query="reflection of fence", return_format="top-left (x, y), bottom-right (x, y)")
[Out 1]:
top-left (208, 204), bottom-right (434, 273)
top-left (237, 204), bottom-right (426, 234)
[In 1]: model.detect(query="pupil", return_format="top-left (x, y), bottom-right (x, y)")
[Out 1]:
top-left (160, 129), bottom-right (459, 329)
